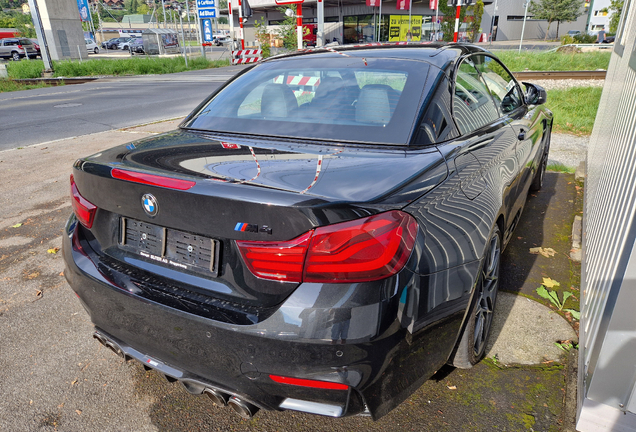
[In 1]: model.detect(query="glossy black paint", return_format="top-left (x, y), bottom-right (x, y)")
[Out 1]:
top-left (63, 43), bottom-right (552, 420)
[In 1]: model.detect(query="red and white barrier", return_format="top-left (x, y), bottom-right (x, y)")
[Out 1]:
top-left (232, 49), bottom-right (262, 65)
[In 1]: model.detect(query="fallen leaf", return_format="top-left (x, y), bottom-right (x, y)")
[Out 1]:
top-left (59, 272), bottom-right (64, 277)
top-left (71, 379), bottom-right (78, 386)
top-left (75, 410), bottom-right (82, 415)
top-left (47, 247), bottom-right (60, 254)
top-left (542, 277), bottom-right (560, 288)
top-left (447, 385), bottom-right (457, 390)
top-left (529, 247), bottom-right (557, 258)
top-left (35, 290), bottom-right (42, 298)
top-left (11, 223), bottom-right (22, 228)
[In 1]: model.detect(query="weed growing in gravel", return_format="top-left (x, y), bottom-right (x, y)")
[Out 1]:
top-left (547, 163), bottom-right (576, 173)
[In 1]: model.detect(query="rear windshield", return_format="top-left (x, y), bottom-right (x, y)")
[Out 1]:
top-left (183, 56), bottom-right (431, 145)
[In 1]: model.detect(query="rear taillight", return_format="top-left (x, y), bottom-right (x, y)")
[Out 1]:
top-left (304, 211), bottom-right (418, 283)
top-left (236, 232), bottom-right (312, 282)
top-left (70, 174), bottom-right (97, 228)
top-left (236, 211), bottom-right (418, 284)
top-left (17, 44), bottom-right (23, 49)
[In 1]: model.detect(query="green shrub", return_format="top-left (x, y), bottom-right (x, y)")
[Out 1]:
top-left (560, 35), bottom-right (575, 45)
top-left (573, 33), bottom-right (597, 43)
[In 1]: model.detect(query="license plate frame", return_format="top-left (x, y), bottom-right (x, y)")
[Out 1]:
top-left (119, 217), bottom-right (219, 276)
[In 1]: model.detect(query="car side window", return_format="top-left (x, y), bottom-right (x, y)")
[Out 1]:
top-left (414, 75), bottom-right (458, 145)
top-left (473, 54), bottom-right (523, 114)
top-left (453, 59), bottom-right (499, 135)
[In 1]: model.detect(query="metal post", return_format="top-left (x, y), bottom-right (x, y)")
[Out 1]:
top-left (96, 1), bottom-right (104, 44)
top-left (408, 0), bottom-right (412, 42)
top-left (453, 2), bottom-right (461, 42)
top-left (229, 0), bottom-right (234, 47)
top-left (296, 2), bottom-right (303, 49)
top-left (317, 0), bottom-right (324, 46)
top-left (489, 0), bottom-right (497, 44)
top-left (519, 0), bottom-right (530, 53)
top-left (435, 0), bottom-right (439, 41)
top-left (185, 0), bottom-right (192, 57)
top-left (238, 0), bottom-right (244, 49)
top-left (179, 7), bottom-right (188, 67)
top-left (378, 0), bottom-right (382, 41)
top-left (161, 0), bottom-right (167, 28)
top-left (27, 0), bottom-right (53, 73)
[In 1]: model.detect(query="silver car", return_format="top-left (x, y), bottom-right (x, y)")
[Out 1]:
top-left (0, 38), bottom-right (38, 61)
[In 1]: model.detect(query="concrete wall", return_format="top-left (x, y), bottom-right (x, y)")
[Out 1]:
top-left (577, 1), bottom-right (636, 430)
top-left (36, 0), bottom-right (87, 60)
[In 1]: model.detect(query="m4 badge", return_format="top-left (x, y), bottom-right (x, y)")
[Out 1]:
top-left (234, 222), bottom-right (272, 235)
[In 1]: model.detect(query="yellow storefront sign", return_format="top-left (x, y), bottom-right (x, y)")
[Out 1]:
top-left (389, 15), bottom-right (423, 42)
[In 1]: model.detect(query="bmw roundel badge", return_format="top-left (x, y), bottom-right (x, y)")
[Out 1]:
top-left (141, 193), bottom-right (158, 217)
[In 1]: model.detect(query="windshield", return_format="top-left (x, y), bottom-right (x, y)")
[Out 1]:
top-left (183, 56), bottom-right (431, 145)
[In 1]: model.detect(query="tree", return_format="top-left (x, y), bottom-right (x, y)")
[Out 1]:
top-left (438, 2), bottom-right (468, 42)
top-left (609, 0), bottom-right (624, 33)
top-left (276, 5), bottom-right (296, 50)
top-left (467, 0), bottom-right (484, 42)
top-left (254, 16), bottom-right (270, 57)
top-left (529, 0), bottom-right (585, 40)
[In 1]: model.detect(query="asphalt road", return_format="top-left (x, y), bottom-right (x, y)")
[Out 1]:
top-left (0, 65), bottom-right (245, 151)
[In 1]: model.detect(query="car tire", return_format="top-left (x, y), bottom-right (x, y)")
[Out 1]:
top-left (451, 225), bottom-right (501, 369)
top-left (11, 51), bottom-right (20, 61)
top-left (94, 48), bottom-right (99, 54)
top-left (530, 128), bottom-right (551, 192)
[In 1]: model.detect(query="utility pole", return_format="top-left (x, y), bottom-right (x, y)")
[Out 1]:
top-left (177, 5), bottom-right (188, 66)
top-left (161, 0), bottom-right (167, 28)
top-left (519, 0), bottom-right (530, 53)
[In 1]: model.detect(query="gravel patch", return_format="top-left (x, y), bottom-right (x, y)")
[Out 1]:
top-left (531, 78), bottom-right (605, 90)
top-left (549, 132), bottom-right (589, 169)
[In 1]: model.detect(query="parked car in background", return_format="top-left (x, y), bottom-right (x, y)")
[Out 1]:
top-left (30, 38), bottom-right (41, 57)
top-left (567, 30), bottom-right (581, 36)
top-left (86, 38), bottom-right (99, 54)
top-left (0, 37), bottom-right (38, 61)
top-left (64, 43), bottom-right (553, 421)
top-left (103, 37), bottom-right (131, 50)
top-left (129, 37), bottom-right (144, 54)
top-left (118, 37), bottom-right (135, 50)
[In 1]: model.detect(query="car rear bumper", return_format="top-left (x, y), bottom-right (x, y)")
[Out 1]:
top-left (62, 214), bottom-right (459, 419)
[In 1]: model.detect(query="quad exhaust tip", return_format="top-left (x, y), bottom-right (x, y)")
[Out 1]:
top-left (204, 388), bottom-right (229, 406)
top-left (227, 396), bottom-right (259, 419)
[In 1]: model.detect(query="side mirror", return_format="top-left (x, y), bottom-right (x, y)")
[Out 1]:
top-left (522, 82), bottom-right (547, 105)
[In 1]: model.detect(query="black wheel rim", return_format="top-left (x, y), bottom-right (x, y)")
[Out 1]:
top-left (473, 233), bottom-right (500, 357)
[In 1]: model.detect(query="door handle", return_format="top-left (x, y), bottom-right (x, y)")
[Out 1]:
top-left (518, 129), bottom-right (526, 140)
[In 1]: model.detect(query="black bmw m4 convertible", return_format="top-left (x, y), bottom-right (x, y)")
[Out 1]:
top-left (63, 43), bottom-right (552, 420)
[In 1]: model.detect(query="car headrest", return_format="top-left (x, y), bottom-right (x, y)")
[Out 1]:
top-left (355, 84), bottom-right (397, 125)
top-left (261, 84), bottom-right (298, 118)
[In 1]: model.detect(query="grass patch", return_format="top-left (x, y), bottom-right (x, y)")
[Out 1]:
top-left (7, 56), bottom-right (230, 79)
top-left (547, 162), bottom-right (576, 174)
top-left (546, 86), bottom-right (602, 135)
top-left (496, 50), bottom-right (611, 72)
top-left (0, 78), bottom-right (54, 93)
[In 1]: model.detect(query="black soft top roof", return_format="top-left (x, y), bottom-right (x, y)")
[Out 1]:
top-left (262, 42), bottom-right (490, 70)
